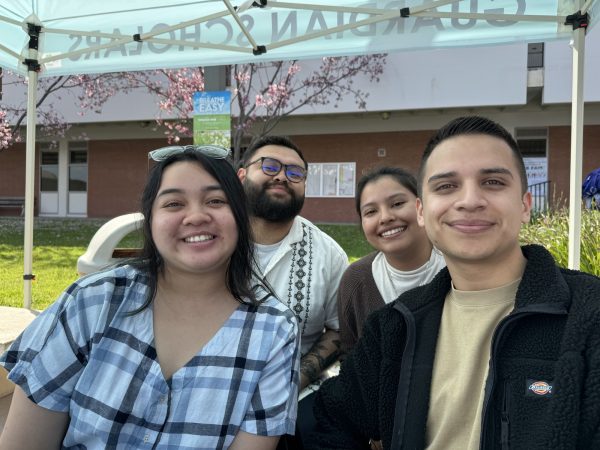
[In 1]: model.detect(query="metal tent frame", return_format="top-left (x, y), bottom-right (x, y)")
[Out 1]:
top-left (0, 0), bottom-right (596, 307)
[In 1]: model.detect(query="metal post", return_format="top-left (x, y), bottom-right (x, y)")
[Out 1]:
top-left (567, 17), bottom-right (586, 270)
top-left (23, 24), bottom-right (41, 308)
top-left (23, 69), bottom-right (37, 308)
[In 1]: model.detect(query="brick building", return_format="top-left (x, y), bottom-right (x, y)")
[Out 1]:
top-left (1, 37), bottom-right (599, 223)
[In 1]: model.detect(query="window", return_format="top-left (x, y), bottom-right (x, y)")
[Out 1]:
top-left (515, 127), bottom-right (547, 157)
top-left (40, 145), bottom-right (58, 192)
top-left (70, 150), bottom-right (87, 164)
top-left (516, 127), bottom-right (549, 211)
top-left (527, 43), bottom-right (544, 69)
top-left (68, 143), bottom-right (88, 192)
top-left (306, 162), bottom-right (355, 198)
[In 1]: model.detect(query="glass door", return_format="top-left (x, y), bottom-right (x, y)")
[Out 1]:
top-left (39, 147), bottom-right (59, 215)
top-left (68, 143), bottom-right (88, 216)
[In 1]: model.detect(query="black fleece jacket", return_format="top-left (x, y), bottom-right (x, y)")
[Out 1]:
top-left (312, 245), bottom-right (600, 450)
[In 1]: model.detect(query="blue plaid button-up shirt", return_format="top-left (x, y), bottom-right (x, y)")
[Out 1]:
top-left (1, 265), bottom-right (300, 449)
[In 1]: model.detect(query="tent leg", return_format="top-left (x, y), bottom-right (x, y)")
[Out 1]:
top-left (567, 25), bottom-right (585, 270)
top-left (23, 69), bottom-right (38, 308)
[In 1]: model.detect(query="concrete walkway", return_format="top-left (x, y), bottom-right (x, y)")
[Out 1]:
top-left (0, 306), bottom-right (39, 354)
top-left (0, 306), bottom-right (39, 434)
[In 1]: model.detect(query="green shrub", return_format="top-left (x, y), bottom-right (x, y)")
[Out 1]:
top-left (520, 208), bottom-right (600, 277)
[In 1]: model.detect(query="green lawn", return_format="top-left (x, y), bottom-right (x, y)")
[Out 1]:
top-left (0, 217), bottom-right (372, 310)
top-left (0, 218), bottom-right (144, 310)
top-left (319, 223), bottom-right (373, 262)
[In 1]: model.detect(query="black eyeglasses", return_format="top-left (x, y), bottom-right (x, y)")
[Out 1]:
top-left (148, 144), bottom-right (231, 161)
top-left (246, 157), bottom-right (307, 183)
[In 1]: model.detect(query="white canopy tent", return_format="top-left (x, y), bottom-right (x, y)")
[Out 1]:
top-left (0, 0), bottom-right (597, 307)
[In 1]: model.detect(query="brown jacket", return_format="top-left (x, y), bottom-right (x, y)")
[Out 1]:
top-left (338, 252), bottom-right (384, 354)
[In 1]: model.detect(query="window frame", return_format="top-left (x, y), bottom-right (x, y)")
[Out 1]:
top-left (305, 161), bottom-right (356, 198)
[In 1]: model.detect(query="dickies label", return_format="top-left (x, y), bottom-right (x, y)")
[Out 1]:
top-left (526, 379), bottom-right (554, 397)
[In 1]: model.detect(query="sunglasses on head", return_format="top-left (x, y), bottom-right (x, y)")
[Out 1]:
top-left (148, 144), bottom-right (231, 161)
top-left (245, 157), bottom-right (307, 183)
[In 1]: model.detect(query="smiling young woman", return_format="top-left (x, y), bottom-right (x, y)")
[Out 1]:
top-left (338, 166), bottom-right (446, 354)
top-left (0, 147), bottom-right (300, 450)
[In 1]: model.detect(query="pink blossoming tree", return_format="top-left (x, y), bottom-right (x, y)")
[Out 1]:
top-left (0, 72), bottom-right (90, 149)
top-left (0, 110), bottom-right (12, 149)
top-left (1, 55), bottom-right (386, 164)
top-left (0, 68), bottom-right (204, 149)
top-left (230, 55), bottom-right (386, 163)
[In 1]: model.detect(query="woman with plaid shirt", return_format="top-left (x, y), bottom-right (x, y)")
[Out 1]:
top-left (0, 146), bottom-right (300, 450)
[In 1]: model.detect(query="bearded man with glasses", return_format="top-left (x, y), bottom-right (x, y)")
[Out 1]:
top-left (237, 135), bottom-right (348, 450)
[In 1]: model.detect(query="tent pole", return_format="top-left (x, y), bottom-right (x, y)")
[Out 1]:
top-left (23, 69), bottom-right (38, 308)
top-left (23, 70), bottom-right (38, 309)
top-left (23, 24), bottom-right (40, 309)
top-left (567, 22), bottom-right (585, 270)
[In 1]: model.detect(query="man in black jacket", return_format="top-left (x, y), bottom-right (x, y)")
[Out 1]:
top-left (312, 116), bottom-right (600, 450)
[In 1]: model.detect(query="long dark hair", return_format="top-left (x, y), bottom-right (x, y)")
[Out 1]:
top-left (130, 149), bottom-right (257, 312)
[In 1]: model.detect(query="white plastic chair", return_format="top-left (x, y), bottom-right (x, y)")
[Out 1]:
top-left (77, 213), bottom-right (144, 276)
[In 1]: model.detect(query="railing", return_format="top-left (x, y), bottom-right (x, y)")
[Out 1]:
top-left (0, 197), bottom-right (25, 215)
top-left (528, 181), bottom-right (551, 213)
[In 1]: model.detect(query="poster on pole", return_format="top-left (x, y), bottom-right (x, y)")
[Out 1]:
top-left (524, 157), bottom-right (547, 185)
top-left (524, 157), bottom-right (548, 212)
top-left (193, 91), bottom-right (231, 148)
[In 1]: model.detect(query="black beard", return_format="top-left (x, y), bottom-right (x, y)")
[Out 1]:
top-left (244, 178), bottom-right (304, 222)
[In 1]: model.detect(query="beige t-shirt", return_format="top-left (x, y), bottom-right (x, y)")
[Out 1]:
top-left (425, 279), bottom-right (520, 450)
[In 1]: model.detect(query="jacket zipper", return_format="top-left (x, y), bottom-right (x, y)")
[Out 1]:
top-left (478, 305), bottom-right (567, 450)
top-left (501, 380), bottom-right (510, 450)
top-left (391, 301), bottom-right (417, 450)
